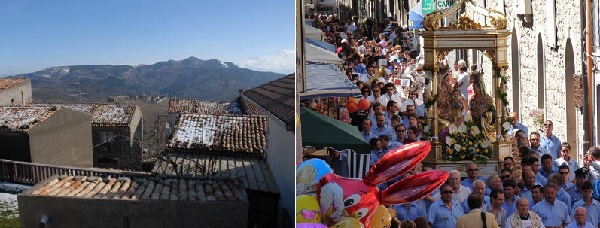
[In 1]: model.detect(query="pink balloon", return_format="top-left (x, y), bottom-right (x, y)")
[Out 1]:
top-left (296, 223), bottom-right (328, 228)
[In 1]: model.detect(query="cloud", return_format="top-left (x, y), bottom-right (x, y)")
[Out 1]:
top-left (237, 50), bottom-right (295, 74)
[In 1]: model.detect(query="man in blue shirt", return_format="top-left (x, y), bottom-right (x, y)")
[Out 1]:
top-left (325, 148), bottom-right (349, 178)
top-left (388, 124), bottom-right (405, 150)
top-left (502, 179), bottom-right (520, 216)
top-left (427, 184), bottom-right (465, 228)
top-left (462, 180), bottom-right (490, 212)
top-left (530, 132), bottom-right (553, 161)
top-left (361, 119), bottom-right (377, 142)
top-left (541, 120), bottom-right (562, 160)
top-left (539, 154), bottom-right (558, 180)
top-left (394, 202), bottom-right (426, 221)
top-left (531, 183), bottom-right (571, 227)
top-left (548, 174), bottom-right (572, 209)
top-left (529, 158), bottom-right (548, 186)
top-left (555, 142), bottom-right (580, 182)
top-left (371, 113), bottom-right (395, 140)
top-left (567, 207), bottom-right (596, 228)
top-left (567, 168), bottom-right (588, 205)
top-left (461, 162), bottom-right (487, 190)
top-left (369, 138), bottom-right (383, 166)
top-left (571, 182), bottom-right (600, 227)
top-left (507, 111), bottom-right (529, 136)
top-left (520, 170), bottom-right (538, 207)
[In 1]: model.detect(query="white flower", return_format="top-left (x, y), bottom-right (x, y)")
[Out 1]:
top-left (449, 124), bottom-right (458, 134)
top-left (465, 113), bottom-right (473, 122)
top-left (470, 126), bottom-right (480, 135)
top-left (457, 124), bottom-right (467, 133)
top-left (503, 121), bottom-right (511, 131)
top-left (454, 144), bottom-right (461, 151)
top-left (446, 136), bottom-right (452, 145)
top-left (481, 140), bottom-right (490, 148)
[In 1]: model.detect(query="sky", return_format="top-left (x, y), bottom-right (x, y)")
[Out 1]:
top-left (0, 0), bottom-right (294, 76)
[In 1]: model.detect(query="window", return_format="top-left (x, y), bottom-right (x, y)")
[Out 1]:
top-left (100, 131), bottom-right (114, 143)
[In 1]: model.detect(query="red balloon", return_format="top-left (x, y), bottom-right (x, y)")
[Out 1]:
top-left (348, 97), bottom-right (356, 103)
top-left (364, 141), bottom-right (431, 185)
top-left (346, 101), bottom-right (358, 113)
top-left (358, 98), bottom-right (370, 111)
top-left (381, 170), bottom-right (449, 204)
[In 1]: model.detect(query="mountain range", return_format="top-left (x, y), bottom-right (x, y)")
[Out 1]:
top-left (8, 57), bottom-right (286, 103)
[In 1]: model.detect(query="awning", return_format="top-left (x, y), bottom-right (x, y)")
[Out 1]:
top-left (299, 62), bottom-right (360, 99)
top-left (306, 43), bottom-right (343, 65)
top-left (306, 38), bottom-right (336, 52)
top-left (301, 107), bottom-right (370, 153)
top-left (409, 1), bottom-right (424, 29)
top-left (304, 25), bottom-right (324, 41)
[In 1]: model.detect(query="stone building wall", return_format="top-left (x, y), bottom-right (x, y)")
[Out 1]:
top-left (468, 0), bottom-right (585, 156)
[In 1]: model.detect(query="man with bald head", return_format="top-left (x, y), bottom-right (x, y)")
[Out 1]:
top-left (462, 162), bottom-right (487, 190)
top-left (433, 170), bottom-right (472, 204)
top-left (462, 180), bottom-right (490, 212)
top-left (506, 198), bottom-right (544, 228)
top-left (508, 111), bottom-right (529, 136)
top-left (566, 207), bottom-right (595, 228)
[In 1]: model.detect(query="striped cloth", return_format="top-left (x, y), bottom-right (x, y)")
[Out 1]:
top-left (347, 150), bottom-right (371, 179)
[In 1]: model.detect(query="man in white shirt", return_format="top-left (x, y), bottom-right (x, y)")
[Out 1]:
top-left (455, 60), bottom-right (470, 99)
top-left (432, 170), bottom-right (471, 203)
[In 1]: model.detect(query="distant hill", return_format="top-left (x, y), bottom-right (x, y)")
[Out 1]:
top-left (8, 57), bottom-right (285, 103)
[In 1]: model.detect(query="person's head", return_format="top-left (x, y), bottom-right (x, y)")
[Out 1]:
top-left (541, 154), bottom-right (553, 172)
top-left (391, 114), bottom-right (401, 128)
top-left (387, 100), bottom-right (397, 114)
top-left (447, 170), bottom-right (461, 189)
top-left (466, 163), bottom-right (479, 179)
top-left (373, 102), bottom-right (383, 114)
top-left (582, 181), bottom-right (593, 201)
top-left (560, 142), bottom-right (571, 159)
top-left (501, 168), bottom-right (512, 182)
top-left (473, 180), bottom-right (486, 197)
top-left (372, 86), bottom-right (382, 97)
top-left (327, 147), bottom-right (341, 160)
top-left (405, 105), bottom-right (415, 115)
top-left (543, 120), bottom-right (554, 135)
top-left (467, 193), bottom-right (483, 210)
top-left (503, 157), bottom-right (515, 170)
top-left (361, 87), bottom-right (371, 97)
top-left (510, 112), bottom-right (519, 125)
top-left (558, 164), bottom-right (570, 184)
top-left (457, 60), bottom-right (467, 72)
top-left (516, 198), bottom-right (530, 216)
top-left (588, 146), bottom-right (600, 161)
top-left (376, 113), bottom-right (386, 128)
top-left (521, 161), bottom-right (532, 174)
top-left (490, 189), bottom-right (505, 208)
top-left (523, 170), bottom-right (536, 188)
top-left (487, 175), bottom-right (502, 190)
top-left (395, 123), bottom-right (406, 141)
top-left (544, 183), bottom-right (558, 203)
top-left (515, 181), bottom-right (524, 196)
top-left (451, 87), bottom-right (461, 98)
top-left (408, 115), bottom-right (418, 127)
top-left (414, 217), bottom-right (428, 228)
top-left (531, 185), bottom-right (544, 203)
top-left (379, 135), bottom-right (390, 148)
top-left (362, 119), bottom-right (372, 132)
top-left (575, 169), bottom-right (588, 186)
top-left (440, 184), bottom-right (454, 203)
top-left (529, 132), bottom-right (541, 147)
top-left (407, 126), bottom-right (418, 141)
top-left (574, 207), bottom-right (588, 225)
top-left (385, 83), bottom-right (395, 96)
top-left (530, 159), bottom-right (541, 174)
top-left (503, 179), bottom-right (516, 199)
top-left (370, 138), bottom-right (381, 150)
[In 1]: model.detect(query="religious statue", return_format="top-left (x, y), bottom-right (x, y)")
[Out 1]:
top-left (436, 65), bottom-right (453, 123)
top-left (468, 73), bottom-right (496, 140)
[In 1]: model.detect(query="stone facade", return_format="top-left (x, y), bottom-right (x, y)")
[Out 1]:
top-left (462, 0), bottom-right (586, 159)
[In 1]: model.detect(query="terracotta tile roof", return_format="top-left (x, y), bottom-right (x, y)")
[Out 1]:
top-left (243, 74), bottom-right (294, 130)
top-left (91, 104), bottom-right (136, 127)
top-left (167, 114), bottom-right (267, 154)
top-left (168, 99), bottom-right (242, 115)
top-left (0, 106), bottom-right (57, 132)
top-left (152, 153), bottom-right (279, 193)
top-left (34, 103), bottom-right (136, 126)
top-left (0, 78), bottom-right (27, 91)
top-left (29, 175), bottom-right (245, 202)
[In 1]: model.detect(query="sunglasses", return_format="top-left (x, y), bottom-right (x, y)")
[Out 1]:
top-left (544, 124), bottom-right (553, 126)
top-left (396, 130), bottom-right (405, 132)
top-left (441, 190), bottom-right (454, 194)
top-left (373, 90), bottom-right (380, 92)
top-left (467, 169), bottom-right (478, 171)
top-left (559, 172), bottom-right (569, 175)
top-left (561, 150), bottom-right (569, 152)
top-left (503, 163), bottom-right (511, 166)
top-left (502, 175), bottom-right (511, 179)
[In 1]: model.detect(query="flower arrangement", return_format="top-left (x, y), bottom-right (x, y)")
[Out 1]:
top-left (528, 108), bottom-right (545, 131)
top-left (444, 120), bottom-right (493, 163)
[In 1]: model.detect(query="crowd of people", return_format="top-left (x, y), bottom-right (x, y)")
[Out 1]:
top-left (311, 14), bottom-right (598, 228)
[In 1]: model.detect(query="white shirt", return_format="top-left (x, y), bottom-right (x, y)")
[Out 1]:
top-left (456, 71), bottom-right (470, 99)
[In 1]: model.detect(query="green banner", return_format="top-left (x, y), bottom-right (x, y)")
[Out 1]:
top-left (422, 0), bottom-right (435, 14)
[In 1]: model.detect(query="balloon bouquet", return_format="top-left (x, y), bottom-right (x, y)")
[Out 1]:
top-left (296, 141), bottom-right (448, 228)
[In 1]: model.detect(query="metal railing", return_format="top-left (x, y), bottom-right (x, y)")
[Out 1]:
top-left (0, 159), bottom-right (154, 185)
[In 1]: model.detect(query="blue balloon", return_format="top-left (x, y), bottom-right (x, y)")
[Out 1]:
top-left (296, 158), bottom-right (332, 196)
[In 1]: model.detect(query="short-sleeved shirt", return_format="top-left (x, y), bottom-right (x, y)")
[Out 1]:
top-left (482, 204), bottom-right (508, 228)
top-left (531, 146), bottom-right (553, 161)
top-left (508, 122), bottom-right (529, 137)
top-left (456, 71), bottom-right (470, 99)
top-left (371, 125), bottom-right (395, 140)
top-left (539, 166), bottom-right (558, 180)
top-left (361, 131), bottom-right (377, 142)
top-left (531, 199), bottom-right (571, 227)
top-left (433, 185), bottom-right (472, 204)
top-left (557, 188), bottom-right (572, 211)
top-left (427, 200), bottom-right (464, 228)
top-left (461, 177), bottom-right (488, 190)
top-left (571, 199), bottom-right (600, 226)
top-left (555, 157), bottom-right (580, 182)
top-left (565, 183), bottom-right (582, 206)
top-left (370, 149), bottom-right (384, 166)
top-left (541, 134), bottom-right (562, 160)
top-left (394, 202), bottom-right (426, 221)
top-left (502, 196), bottom-right (520, 217)
top-left (536, 172), bottom-right (548, 186)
